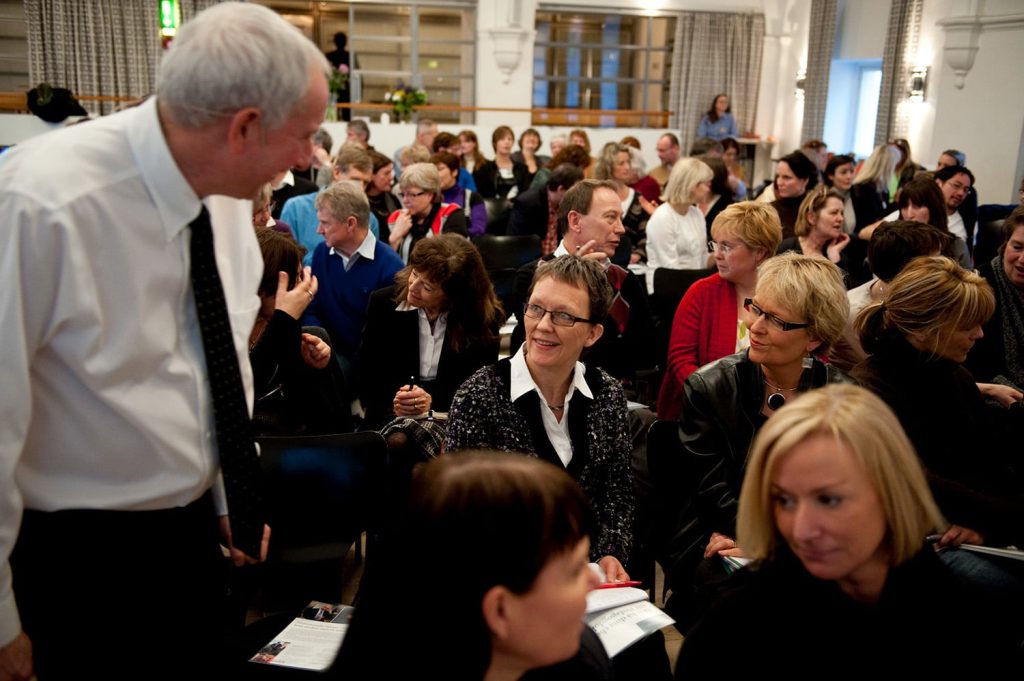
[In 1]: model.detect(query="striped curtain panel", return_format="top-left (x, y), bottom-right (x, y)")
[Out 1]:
top-left (800, 0), bottom-right (837, 143)
top-left (874, 0), bottom-right (923, 145)
top-left (669, 12), bottom-right (765, 156)
top-left (25, 0), bottom-right (223, 116)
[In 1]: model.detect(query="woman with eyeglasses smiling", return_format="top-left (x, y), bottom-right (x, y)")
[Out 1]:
top-left (657, 202), bottom-right (782, 419)
top-left (445, 256), bottom-right (637, 587)
top-left (386, 162), bottom-right (469, 262)
top-left (661, 252), bottom-right (853, 630)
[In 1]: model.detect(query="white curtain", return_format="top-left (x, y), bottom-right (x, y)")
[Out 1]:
top-left (669, 12), bottom-right (765, 155)
top-left (800, 0), bottom-right (837, 143)
top-left (26, 0), bottom-right (223, 116)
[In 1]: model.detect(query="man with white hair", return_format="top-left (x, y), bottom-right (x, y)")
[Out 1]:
top-left (0, 3), bottom-right (328, 676)
top-left (393, 118), bottom-right (439, 177)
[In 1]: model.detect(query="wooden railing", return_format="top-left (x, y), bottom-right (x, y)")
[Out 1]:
top-left (0, 91), bottom-right (672, 128)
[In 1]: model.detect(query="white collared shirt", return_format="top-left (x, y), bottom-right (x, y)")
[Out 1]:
top-left (396, 302), bottom-right (448, 380)
top-left (0, 96), bottom-right (262, 643)
top-left (554, 240), bottom-right (611, 272)
top-left (508, 347), bottom-right (593, 467)
top-left (331, 229), bottom-right (378, 271)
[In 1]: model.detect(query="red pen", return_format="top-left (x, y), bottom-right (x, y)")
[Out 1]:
top-left (594, 580), bottom-right (643, 589)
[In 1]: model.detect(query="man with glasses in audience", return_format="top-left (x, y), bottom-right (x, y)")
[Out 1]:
top-left (935, 164), bottom-right (977, 251)
top-left (280, 143), bottom-right (380, 265)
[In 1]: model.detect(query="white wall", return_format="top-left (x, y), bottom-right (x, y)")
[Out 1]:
top-left (835, 0), bottom-right (888, 60)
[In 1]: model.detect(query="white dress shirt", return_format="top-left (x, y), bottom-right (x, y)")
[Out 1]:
top-left (508, 347), bottom-right (593, 467)
top-left (396, 302), bottom-right (448, 380)
top-left (331, 229), bottom-right (379, 271)
top-left (0, 97), bottom-right (262, 644)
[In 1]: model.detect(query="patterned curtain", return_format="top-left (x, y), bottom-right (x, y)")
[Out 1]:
top-left (800, 0), bottom-right (837, 143)
top-left (669, 12), bottom-right (765, 156)
top-left (25, 0), bottom-right (223, 117)
top-left (874, 0), bottom-right (923, 145)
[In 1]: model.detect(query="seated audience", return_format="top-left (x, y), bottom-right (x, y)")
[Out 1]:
top-left (853, 256), bottom-right (1024, 549)
top-left (530, 144), bottom-right (592, 191)
top-left (280, 144), bottom-right (376, 265)
top-left (252, 182), bottom-right (291, 235)
top-left (549, 133), bottom-right (567, 159)
top-left (697, 93), bottom-right (737, 141)
top-left (396, 143), bottom-right (430, 179)
top-left (446, 256), bottom-right (636, 582)
top-left (365, 150), bottom-right (400, 241)
top-left (303, 182), bottom-right (403, 379)
top-left (292, 126), bottom-right (333, 186)
top-left (392, 118), bottom-right (437, 177)
top-left (657, 202), bottom-right (782, 419)
top-left (387, 162), bottom-right (469, 262)
top-left (719, 137), bottom-right (747, 199)
top-left (823, 153), bottom-right (856, 234)
top-left (649, 133), bottom-right (682, 193)
top-left (892, 136), bottom-right (924, 189)
top-left (432, 151), bottom-right (487, 237)
top-left (850, 143), bottom-right (899, 234)
top-left (358, 235), bottom-right (503, 434)
top-left (645, 158), bottom-right (713, 289)
top-left (800, 139), bottom-right (828, 183)
top-left (508, 163), bottom-right (585, 256)
top-left (334, 453), bottom-right (605, 679)
top-left (430, 131), bottom-right (477, 192)
top-left (966, 206), bottom-right (1024, 393)
top-left (568, 129), bottom-right (595, 177)
top-left (835, 220), bottom-right (952, 373)
top-left (697, 156), bottom-right (735, 232)
top-left (677, 385), bottom-right (1011, 674)
top-left (249, 229), bottom-right (349, 435)
top-left (459, 129), bottom-right (488, 174)
top-left (862, 177), bottom-right (971, 268)
top-left (511, 180), bottom-right (656, 383)
top-left (474, 126), bottom-right (530, 200)
top-left (512, 127), bottom-right (549, 181)
top-left (627, 146), bottom-right (661, 204)
top-left (593, 142), bottom-right (650, 244)
top-left (270, 167), bottom-right (317, 220)
top-left (935, 164), bottom-right (977, 250)
top-left (665, 253), bottom-right (851, 627)
top-left (769, 151), bottom-right (818, 238)
top-left (776, 186), bottom-right (852, 282)
top-left (344, 119), bottom-right (370, 149)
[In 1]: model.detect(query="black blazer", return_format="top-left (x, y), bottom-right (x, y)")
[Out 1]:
top-left (473, 160), bottom-right (531, 199)
top-left (507, 186), bottom-right (550, 240)
top-left (357, 285), bottom-right (499, 429)
top-left (271, 175), bottom-right (319, 219)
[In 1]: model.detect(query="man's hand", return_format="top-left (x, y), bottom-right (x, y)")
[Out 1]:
top-left (0, 632), bottom-right (32, 681)
top-left (597, 555), bottom-right (630, 583)
top-left (219, 516), bottom-right (271, 567)
top-left (300, 333), bottom-right (331, 369)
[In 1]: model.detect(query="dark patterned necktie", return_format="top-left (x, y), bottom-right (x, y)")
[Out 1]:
top-left (605, 264), bottom-right (631, 334)
top-left (189, 206), bottom-right (263, 557)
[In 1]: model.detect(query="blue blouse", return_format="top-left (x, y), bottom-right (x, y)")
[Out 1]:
top-left (697, 112), bottom-right (738, 141)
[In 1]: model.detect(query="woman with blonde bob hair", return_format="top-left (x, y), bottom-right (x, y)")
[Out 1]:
top-left (656, 202), bottom-right (782, 419)
top-left (853, 256), bottom-right (1024, 551)
top-left (387, 162), bottom-right (469, 262)
top-left (661, 253), bottom-right (853, 628)
top-left (677, 385), bottom-right (1008, 673)
top-left (776, 185), bottom-right (851, 278)
top-left (644, 157), bottom-right (714, 289)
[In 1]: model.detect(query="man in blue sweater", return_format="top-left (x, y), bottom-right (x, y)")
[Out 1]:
top-left (304, 181), bottom-right (403, 387)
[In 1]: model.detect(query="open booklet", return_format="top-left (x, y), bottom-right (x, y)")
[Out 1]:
top-left (249, 601), bottom-right (354, 671)
top-left (585, 586), bottom-right (675, 658)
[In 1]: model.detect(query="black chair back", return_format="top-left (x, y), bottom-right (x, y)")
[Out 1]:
top-left (257, 431), bottom-right (386, 608)
top-left (483, 197), bottom-right (513, 235)
top-left (473, 234), bottom-right (542, 317)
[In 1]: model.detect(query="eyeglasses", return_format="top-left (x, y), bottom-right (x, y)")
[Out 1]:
top-left (524, 303), bottom-right (596, 327)
top-left (400, 190), bottom-right (429, 201)
top-left (707, 240), bottom-right (740, 254)
top-left (743, 299), bottom-right (811, 332)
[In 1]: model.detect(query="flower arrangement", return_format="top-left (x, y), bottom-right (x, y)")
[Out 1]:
top-left (384, 81), bottom-right (428, 121)
top-left (328, 64), bottom-right (349, 95)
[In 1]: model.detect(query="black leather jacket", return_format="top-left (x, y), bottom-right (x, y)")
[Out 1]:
top-left (664, 351), bottom-right (853, 596)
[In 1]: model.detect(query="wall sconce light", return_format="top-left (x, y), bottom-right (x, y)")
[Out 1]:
top-left (908, 66), bottom-right (928, 102)
top-left (795, 69), bottom-right (807, 100)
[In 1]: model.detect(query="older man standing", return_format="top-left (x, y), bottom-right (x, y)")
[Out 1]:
top-left (0, 4), bottom-right (329, 678)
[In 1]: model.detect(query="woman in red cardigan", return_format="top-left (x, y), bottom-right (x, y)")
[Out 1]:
top-left (657, 202), bottom-right (782, 418)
